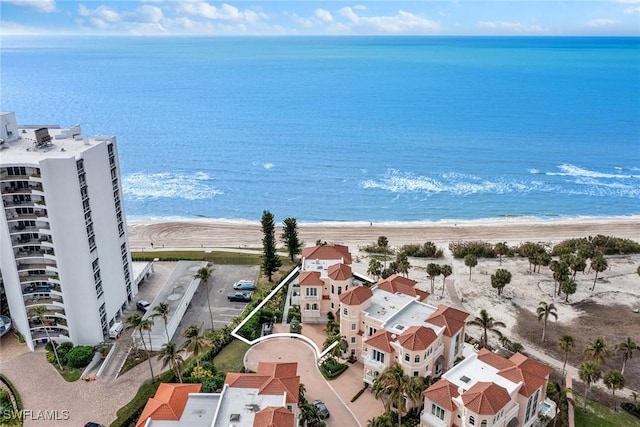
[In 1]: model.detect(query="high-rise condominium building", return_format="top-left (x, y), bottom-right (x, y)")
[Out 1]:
top-left (0, 112), bottom-right (136, 350)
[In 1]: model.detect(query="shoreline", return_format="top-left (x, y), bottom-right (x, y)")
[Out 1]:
top-left (127, 215), bottom-right (640, 250)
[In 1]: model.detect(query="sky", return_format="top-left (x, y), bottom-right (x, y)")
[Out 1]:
top-left (0, 0), bottom-right (639, 36)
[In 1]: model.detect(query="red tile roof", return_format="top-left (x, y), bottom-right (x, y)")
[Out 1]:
top-left (328, 263), bottom-right (352, 280)
top-left (461, 382), bottom-right (510, 415)
top-left (302, 245), bottom-right (352, 264)
top-left (225, 362), bottom-right (300, 404)
top-left (498, 353), bottom-right (553, 397)
top-left (426, 304), bottom-right (469, 337)
top-left (477, 348), bottom-right (515, 371)
top-left (398, 326), bottom-right (437, 350)
top-left (253, 406), bottom-right (295, 427)
top-left (136, 383), bottom-right (202, 427)
top-left (298, 271), bottom-right (324, 286)
top-left (423, 379), bottom-right (459, 411)
top-left (376, 274), bottom-right (429, 301)
top-left (339, 286), bottom-right (373, 305)
top-left (365, 330), bottom-right (396, 353)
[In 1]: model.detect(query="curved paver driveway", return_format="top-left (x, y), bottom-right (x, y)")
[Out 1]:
top-left (245, 337), bottom-right (360, 427)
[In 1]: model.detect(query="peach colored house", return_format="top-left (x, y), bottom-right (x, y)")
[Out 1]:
top-left (298, 244), bottom-right (358, 322)
top-left (421, 348), bottom-right (555, 427)
top-left (137, 362), bottom-right (300, 427)
top-left (338, 274), bottom-right (469, 386)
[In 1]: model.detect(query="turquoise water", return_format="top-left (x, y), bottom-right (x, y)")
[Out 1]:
top-left (2, 36), bottom-right (639, 223)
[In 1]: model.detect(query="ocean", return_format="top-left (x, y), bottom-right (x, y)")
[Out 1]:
top-left (2, 36), bottom-right (639, 223)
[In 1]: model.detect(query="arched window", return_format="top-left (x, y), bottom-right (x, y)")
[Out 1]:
top-left (331, 285), bottom-right (335, 293)
top-left (312, 303), bottom-right (318, 310)
top-left (480, 420), bottom-right (487, 427)
top-left (469, 416), bottom-right (475, 425)
top-left (343, 308), bottom-right (348, 315)
top-left (305, 303), bottom-right (310, 310)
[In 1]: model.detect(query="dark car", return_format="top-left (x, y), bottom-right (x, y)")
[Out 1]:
top-left (85, 423), bottom-right (106, 427)
top-left (227, 292), bottom-right (252, 302)
top-left (136, 300), bottom-right (151, 313)
top-left (312, 400), bottom-right (330, 419)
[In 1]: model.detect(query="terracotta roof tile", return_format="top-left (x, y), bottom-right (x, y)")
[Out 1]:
top-left (298, 271), bottom-right (324, 286)
top-left (225, 362), bottom-right (300, 403)
top-left (257, 362), bottom-right (298, 378)
top-left (423, 379), bottom-right (459, 411)
top-left (426, 304), bottom-right (469, 336)
top-left (461, 382), bottom-right (510, 415)
top-left (302, 245), bottom-right (352, 264)
top-left (497, 353), bottom-right (553, 397)
top-left (136, 383), bottom-right (201, 427)
top-left (510, 353), bottom-right (554, 379)
top-left (339, 286), bottom-right (373, 305)
top-left (398, 326), bottom-right (437, 350)
top-left (253, 406), bottom-right (295, 427)
top-left (365, 330), bottom-right (396, 353)
top-left (376, 274), bottom-right (428, 301)
top-left (477, 348), bottom-right (515, 371)
top-left (328, 263), bottom-right (352, 280)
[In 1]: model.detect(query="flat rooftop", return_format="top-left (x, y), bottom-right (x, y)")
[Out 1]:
top-left (147, 393), bottom-right (219, 427)
top-left (384, 299), bottom-right (440, 335)
top-left (443, 353), bottom-right (519, 396)
top-left (213, 386), bottom-right (287, 427)
top-left (364, 290), bottom-right (413, 324)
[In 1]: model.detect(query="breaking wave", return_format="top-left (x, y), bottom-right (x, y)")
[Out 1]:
top-left (122, 172), bottom-right (224, 200)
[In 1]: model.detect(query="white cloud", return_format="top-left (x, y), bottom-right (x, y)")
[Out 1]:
top-left (177, 2), bottom-right (264, 23)
top-left (624, 6), bottom-right (640, 14)
top-left (339, 7), bottom-right (440, 34)
top-left (78, 4), bottom-right (121, 23)
top-left (135, 5), bottom-right (164, 23)
top-left (478, 21), bottom-right (548, 34)
top-left (1, 0), bottom-right (56, 13)
top-left (587, 18), bottom-right (616, 27)
top-left (314, 8), bottom-right (333, 23)
top-left (614, 0), bottom-right (640, 3)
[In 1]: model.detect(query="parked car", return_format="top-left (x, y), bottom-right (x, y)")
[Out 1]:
top-left (227, 291), bottom-right (252, 302)
top-left (233, 280), bottom-right (256, 291)
top-left (312, 400), bottom-right (330, 419)
top-left (85, 423), bottom-right (106, 427)
top-left (136, 300), bottom-right (151, 313)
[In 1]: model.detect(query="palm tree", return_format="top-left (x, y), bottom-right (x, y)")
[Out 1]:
top-left (536, 301), bottom-right (558, 342)
top-left (195, 267), bottom-right (214, 331)
top-left (584, 336), bottom-right (611, 365)
top-left (368, 258), bottom-right (383, 280)
top-left (494, 242), bottom-right (509, 265)
top-left (29, 306), bottom-right (63, 369)
top-left (490, 268), bottom-right (512, 296)
top-left (464, 254), bottom-right (477, 280)
top-left (372, 363), bottom-right (411, 426)
top-left (590, 253), bottom-right (608, 291)
top-left (560, 278), bottom-right (577, 302)
top-left (616, 337), bottom-right (637, 375)
top-left (578, 361), bottom-right (601, 409)
top-left (367, 412), bottom-right (395, 427)
top-left (440, 264), bottom-right (452, 296)
top-left (299, 401), bottom-right (325, 427)
top-left (158, 341), bottom-right (184, 383)
top-left (603, 369), bottom-right (625, 411)
top-left (181, 324), bottom-right (209, 367)
top-left (127, 313), bottom-right (156, 382)
top-left (395, 252), bottom-right (410, 278)
top-left (426, 263), bottom-right (441, 294)
top-left (467, 309), bottom-right (506, 348)
top-left (558, 334), bottom-right (575, 380)
top-left (152, 301), bottom-right (171, 342)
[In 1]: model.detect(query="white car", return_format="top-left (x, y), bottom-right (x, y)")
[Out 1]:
top-left (136, 300), bottom-right (151, 313)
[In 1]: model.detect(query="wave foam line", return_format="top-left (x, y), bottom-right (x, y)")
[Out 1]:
top-left (122, 172), bottom-right (224, 200)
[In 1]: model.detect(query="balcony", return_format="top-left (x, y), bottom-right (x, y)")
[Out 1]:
top-left (11, 235), bottom-right (52, 247)
top-left (14, 248), bottom-right (55, 260)
top-left (1, 184), bottom-right (43, 195)
top-left (363, 355), bottom-right (387, 371)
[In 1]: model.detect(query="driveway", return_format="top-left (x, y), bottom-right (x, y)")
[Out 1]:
top-left (244, 337), bottom-right (384, 427)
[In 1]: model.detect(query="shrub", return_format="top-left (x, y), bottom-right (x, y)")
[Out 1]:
top-left (65, 345), bottom-right (94, 368)
top-left (399, 242), bottom-right (443, 258)
top-left (449, 241), bottom-right (497, 259)
top-left (287, 306), bottom-right (301, 323)
top-left (320, 358), bottom-right (348, 379)
top-left (621, 402), bottom-right (640, 419)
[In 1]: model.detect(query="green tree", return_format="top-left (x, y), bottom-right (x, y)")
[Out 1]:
top-left (378, 236), bottom-right (390, 268)
top-left (603, 369), bottom-right (625, 411)
top-left (126, 313), bottom-right (156, 382)
top-left (426, 263), bottom-right (441, 294)
top-left (550, 260), bottom-right (570, 297)
top-left (568, 254), bottom-right (587, 279)
top-left (281, 217), bottom-right (302, 262)
top-left (536, 301), bottom-right (558, 342)
top-left (440, 264), bottom-right (453, 296)
top-left (584, 336), bottom-right (611, 365)
top-left (29, 306), bottom-right (63, 369)
top-left (395, 252), bottom-right (411, 278)
top-left (158, 341), bottom-right (184, 383)
top-left (490, 268), bottom-right (512, 296)
top-left (290, 318), bottom-right (302, 334)
top-left (467, 309), bottom-right (506, 348)
top-left (578, 361), bottom-right (601, 409)
top-left (367, 412), bottom-right (395, 427)
top-left (590, 253), bottom-right (608, 291)
top-left (152, 301), bottom-right (171, 342)
top-left (494, 242), bottom-right (509, 266)
top-left (181, 324), bottom-right (209, 368)
top-left (261, 210), bottom-right (282, 282)
top-left (195, 267), bottom-right (214, 331)
top-left (299, 401), bottom-right (326, 427)
top-left (616, 337), bottom-right (637, 375)
top-left (464, 254), bottom-right (478, 280)
top-left (368, 258), bottom-right (383, 279)
top-left (558, 334), bottom-right (575, 380)
top-left (372, 363), bottom-right (412, 426)
top-left (560, 278), bottom-right (577, 302)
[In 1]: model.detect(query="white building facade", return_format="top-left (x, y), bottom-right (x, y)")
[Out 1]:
top-left (0, 112), bottom-right (136, 350)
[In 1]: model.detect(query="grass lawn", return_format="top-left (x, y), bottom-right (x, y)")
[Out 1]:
top-left (131, 250), bottom-right (265, 265)
top-left (574, 397), bottom-right (640, 427)
top-left (59, 367), bottom-right (82, 382)
top-left (212, 340), bottom-right (250, 373)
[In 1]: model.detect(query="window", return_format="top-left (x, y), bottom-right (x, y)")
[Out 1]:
top-left (415, 355), bottom-right (420, 363)
top-left (469, 416), bottom-right (475, 425)
top-left (312, 303), bottom-right (318, 310)
top-left (338, 286), bottom-right (342, 295)
top-left (305, 304), bottom-right (310, 310)
top-left (372, 349), bottom-right (385, 363)
top-left (525, 389), bottom-right (539, 422)
top-left (481, 421), bottom-right (487, 427)
top-left (343, 308), bottom-right (348, 316)
top-left (368, 327), bottom-right (377, 336)
top-left (413, 371), bottom-right (419, 377)
top-left (305, 287), bottom-right (317, 297)
top-left (351, 323), bottom-right (356, 330)
top-left (405, 353), bottom-right (410, 362)
top-left (430, 404), bottom-right (445, 420)
top-left (351, 337), bottom-right (356, 344)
